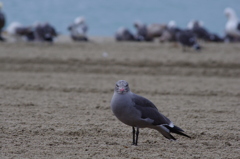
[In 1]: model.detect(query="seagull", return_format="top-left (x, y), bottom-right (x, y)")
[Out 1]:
top-left (133, 21), bottom-right (152, 41)
top-left (110, 80), bottom-right (191, 146)
top-left (68, 16), bottom-right (88, 41)
top-left (115, 27), bottom-right (137, 41)
top-left (187, 20), bottom-right (223, 42)
top-left (187, 20), bottom-right (210, 40)
top-left (224, 7), bottom-right (240, 41)
top-left (176, 30), bottom-right (201, 52)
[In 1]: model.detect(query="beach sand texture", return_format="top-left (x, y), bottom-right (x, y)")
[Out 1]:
top-left (1, 37), bottom-right (240, 158)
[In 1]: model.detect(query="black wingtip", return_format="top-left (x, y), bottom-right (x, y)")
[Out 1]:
top-left (174, 130), bottom-right (191, 139)
top-left (165, 125), bottom-right (191, 139)
top-left (168, 133), bottom-right (177, 141)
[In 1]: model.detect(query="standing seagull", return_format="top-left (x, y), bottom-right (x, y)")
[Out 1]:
top-left (224, 7), bottom-right (240, 41)
top-left (111, 80), bottom-right (191, 145)
top-left (68, 16), bottom-right (88, 41)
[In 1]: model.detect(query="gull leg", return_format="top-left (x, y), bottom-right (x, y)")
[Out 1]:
top-left (132, 127), bottom-right (135, 145)
top-left (135, 127), bottom-right (139, 146)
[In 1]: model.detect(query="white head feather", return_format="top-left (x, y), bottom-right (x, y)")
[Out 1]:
top-left (168, 20), bottom-right (176, 29)
top-left (224, 7), bottom-right (238, 21)
top-left (7, 22), bottom-right (23, 35)
top-left (74, 16), bottom-right (85, 24)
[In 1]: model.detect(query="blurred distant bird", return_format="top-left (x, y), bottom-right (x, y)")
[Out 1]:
top-left (159, 20), bottom-right (182, 42)
top-left (7, 22), bottom-right (57, 42)
top-left (15, 26), bottom-right (34, 41)
top-left (224, 7), bottom-right (240, 42)
top-left (34, 22), bottom-right (57, 42)
top-left (207, 33), bottom-right (224, 42)
top-left (134, 21), bottom-right (167, 42)
top-left (0, 2), bottom-right (6, 41)
top-left (187, 20), bottom-right (209, 40)
top-left (176, 30), bottom-right (201, 52)
top-left (68, 16), bottom-right (88, 41)
top-left (147, 23), bottom-right (167, 40)
top-left (187, 20), bottom-right (204, 30)
top-left (115, 27), bottom-right (139, 41)
top-left (7, 22), bottom-right (22, 40)
top-left (134, 21), bottom-right (152, 41)
top-left (7, 22), bottom-right (34, 41)
top-left (187, 20), bottom-right (223, 42)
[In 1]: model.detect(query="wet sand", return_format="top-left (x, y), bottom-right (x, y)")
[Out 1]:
top-left (1, 36), bottom-right (240, 158)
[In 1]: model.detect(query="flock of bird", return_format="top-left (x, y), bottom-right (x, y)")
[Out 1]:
top-left (0, 3), bottom-right (88, 43)
top-left (0, 3), bottom-right (240, 51)
top-left (116, 7), bottom-right (240, 51)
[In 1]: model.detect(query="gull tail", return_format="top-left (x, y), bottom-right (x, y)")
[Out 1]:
top-left (165, 125), bottom-right (191, 139)
top-left (156, 125), bottom-right (177, 140)
top-left (155, 125), bottom-right (191, 140)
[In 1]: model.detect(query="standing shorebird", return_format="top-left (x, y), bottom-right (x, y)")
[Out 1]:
top-left (224, 7), bottom-right (240, 41)
top-left (111, 80), bottom-right (191, 145)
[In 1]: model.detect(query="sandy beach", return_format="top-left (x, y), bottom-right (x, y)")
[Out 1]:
top-left (1, 36), bottom-right (240, 158)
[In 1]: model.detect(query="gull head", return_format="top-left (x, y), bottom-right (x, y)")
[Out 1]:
top-left (168, 20), bottom-right (176, 29)
top-left (133, 20), bottom-right (143, 29)
top-left (114, 80), bottom-right (130, 94)
top-left (224, 8), bottom-right (237, 20)
top-left (74, 16), bottom-right (85, 25)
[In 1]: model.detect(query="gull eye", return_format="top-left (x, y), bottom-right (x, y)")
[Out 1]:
top-left (116, 84), bottom-right (119, 87)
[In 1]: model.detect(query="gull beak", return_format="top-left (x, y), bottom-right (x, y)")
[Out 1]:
top-left (119, 88), bottom-right (125, 92)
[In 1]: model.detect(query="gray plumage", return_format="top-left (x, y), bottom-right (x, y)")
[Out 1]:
top-left (68, 17), bottom-right (88, 41)
top-left (34, 23), bottom-right (57, 42)
top-left (115, 27), bottom-right (137, 41)
top-left (0, 9), bottom-right (6, 41)
top-left (111, 80), bottom-right (191, 145)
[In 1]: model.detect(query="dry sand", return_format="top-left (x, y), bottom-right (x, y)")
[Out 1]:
top-left (0, 36), bottom-right (240, 158)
